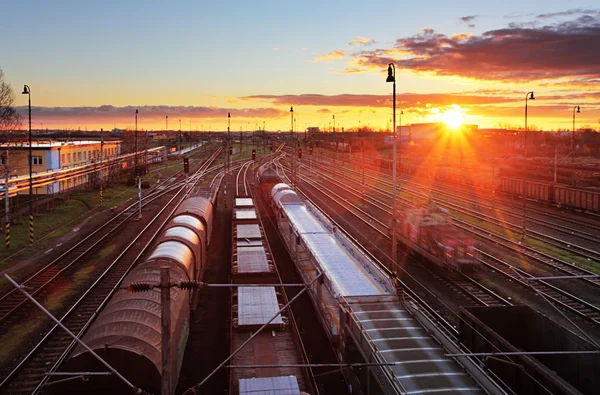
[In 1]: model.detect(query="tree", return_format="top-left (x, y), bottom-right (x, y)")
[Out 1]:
top-left (0, 67), bottom-right (22, 131)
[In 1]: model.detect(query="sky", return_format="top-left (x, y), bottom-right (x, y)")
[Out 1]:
top-left (1, 0), bottom-right (599, 132)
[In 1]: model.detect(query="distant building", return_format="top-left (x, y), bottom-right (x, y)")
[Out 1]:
top-left (0, 140), bottom-right (122, 194)
top-left (307, 127), bottom-right (320, 137)
top-left (396, 123), bottom-right (478, 144)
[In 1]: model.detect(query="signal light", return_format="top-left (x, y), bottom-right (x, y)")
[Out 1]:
top-left (298, 148), bottom-right (302, 159)
top-left (183, 157), bottom-right (189, 173)
top-left (252, 149), bottom-right (256, 160)
top-left (229, 145), bottom-right (233, 155)
top-left (309, 146), bottom-right (313, 155)
top-left (270, 144), bottom-right (273, 152)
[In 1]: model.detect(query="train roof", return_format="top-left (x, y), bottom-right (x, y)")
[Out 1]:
top-left (271, 183), bottom-right (291, 198)
top-left (273, 189), bottom-right (303, 205)
top-left (282, 203), bottom-right (391, 297)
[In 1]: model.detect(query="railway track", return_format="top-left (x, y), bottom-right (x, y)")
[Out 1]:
top-left (0, 149), bottom-right (220, 326)
top-left (345, 151), bottom-right (600, 232)
top-left (452, 219), bottom-right (600, 288)
top-left (273, 156), bottom-right (462, 342)
top-left (309, 156), bottom-right (600, 248)
top-left (283, 155), bottom-right (600, 328)
top-left (475, 250), bottom-right (600, 327)
top-left (276, 156), bottom-right (510, 311)
top-left (0, 151), bottom-right (220, 395)
top-left (303, 158), bottom-right (600, 289)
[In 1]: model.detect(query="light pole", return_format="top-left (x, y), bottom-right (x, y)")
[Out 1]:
top-left (227, 112), bottom-right (231, 173)
top-left (386, 64), bottom-right (398, 273)
top-left (22, 85), bottom-right (33, 246)
top-left (134, 109), bottom-right (138, 171)
top-left (178, 119), bottom-right (182, 152)
top-left (399, 110), bottom-right (403, 174)
top-left (523, 91), bottom-right (535, 237)
top-left (572, 105), bottom-right (580, 162)
top-left (290, 107), bottom-right (295, 185)
top-left (100, 128), bottom-right (104, 206)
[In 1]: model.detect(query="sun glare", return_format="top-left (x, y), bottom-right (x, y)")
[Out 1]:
top-left (441, 109), bottom-right (464, 130)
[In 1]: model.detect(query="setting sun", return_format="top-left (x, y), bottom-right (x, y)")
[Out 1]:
top-left (441, 109), bottom-right (464, 129)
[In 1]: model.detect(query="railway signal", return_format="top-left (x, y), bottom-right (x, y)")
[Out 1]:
top-left (252, 149), bottom-right (256, 161)
top-left (270, 144), bottom-right (273, 152)
top-left (183, 157), bottom-right (189, 173)
top-left (229, 145), bottom-right (233, 155)
top-left (298, 148), bottom-right (302, 159)
top-left (309, 146), bottom-right (313, 155)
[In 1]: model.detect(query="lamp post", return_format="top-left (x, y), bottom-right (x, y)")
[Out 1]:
top-left (227, 112), bottom-right (231, 172)
top-left (386, 64), bottom-right (398, 273)
top-left (100, 128), bottom-right (104, 206)
top-left (178, 119), bottom-right (182, 152)
top-left (523, 91), bottom-right (535, 237)
top-left (290, 107), bottom-right (295, 185)
top-left (399, 110), bottom-right (403, 175)
top-left (22, 85), bottom-right (33, 246)
top-left (572, 105), bottom-right (580, 162)
top-left (166, 115), bottom-right (168, 132)
top-left (134, 109), bottom-right (138, 171)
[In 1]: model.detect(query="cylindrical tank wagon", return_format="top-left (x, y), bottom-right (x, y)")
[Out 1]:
top-left (55, 196), bottom-right (214, 395)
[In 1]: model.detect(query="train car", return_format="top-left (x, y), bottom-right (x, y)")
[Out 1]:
top-left (229, 195), bottom-right (314, 394)
top-left (231, 195), bottom-right (276, 284)
top-left (524, 179), bottom-right (553, 202)
top-left (55, 197), bottom-right (214, 395)
top-left (398, 204), bottom-right (478, 272)
top-left (501, 176), bottom-right (600, 213)
top-left (270, 183), bottom-right (395, 339)
top-left (554, 185), bottom-right (600, 213)
top-left (500, 177), bottom-right (525, 196)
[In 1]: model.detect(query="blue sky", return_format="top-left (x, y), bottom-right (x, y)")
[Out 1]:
top-left (1, 1), bottom-right (598, 130)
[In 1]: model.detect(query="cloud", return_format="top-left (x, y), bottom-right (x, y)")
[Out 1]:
top-left (345, 13), bottom-right (600, 82)
top-left (242, 93), bottom-right (515, 107)
top-left (349, 37), bottom-right (375, 46)
top-left (311, 50), bottom-right (345, 63)
top-left (536, 9), bottom-right (600, 19)
top-left (460, 15), bottom-right (477, 23)
top-left (316, 108), bottom-right (331, 114)
top-left (15, 105), bottom-right (288, 126)
top-left (273, 47), bottom-right (281, 51)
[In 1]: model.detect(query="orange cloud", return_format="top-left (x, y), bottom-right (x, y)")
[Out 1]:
top-left (344, 12), bottom-right (600, 83)
top-left (312, 50), bottom-right (345, 63)
top-left (243, 92), bottom-right (516, 107)
top-left (348, 36), bottom-right (375, 46)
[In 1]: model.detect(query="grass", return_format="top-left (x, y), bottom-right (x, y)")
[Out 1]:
top-left (99, 244), bottom-right (116, 258)
top-left (0, 264), bottom-right (98, 362)
top-left (0, 150), bottom-right (206, 271)
top-left (449, 209), bottom-right (600, 275)
top-left (0, 310), bottom-right (46, 362)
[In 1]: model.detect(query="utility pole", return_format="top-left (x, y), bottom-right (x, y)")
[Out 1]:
top-left (100, 128), bottom-right (104, 206)
top-left (160, 267), bottom-right (171, 395)
top-left (4, 149), bottom-right (10, 248)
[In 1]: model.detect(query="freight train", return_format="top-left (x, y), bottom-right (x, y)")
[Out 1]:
top-left (501, 177), bottom-right (600, 213)
top-left (397, 204), bottom-right (478, 272)
top-left (229, 195), bottom-right (314, 394)
top-left (260, 164), bottom-right (478, 272)
top-left (54, 196), bottom-right (214, 394)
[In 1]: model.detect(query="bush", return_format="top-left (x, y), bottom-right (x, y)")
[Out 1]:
top-left (126, 178), bottom-right (136, 186)
top-left (141, 181), bottom-right (151, 189)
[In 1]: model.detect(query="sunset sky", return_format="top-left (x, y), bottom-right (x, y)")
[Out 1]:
top-left (2, 1), bottom-right (599, 132)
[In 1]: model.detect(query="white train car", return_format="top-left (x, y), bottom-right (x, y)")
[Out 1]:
top-left (270, 183), bottom-right (395, 340)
